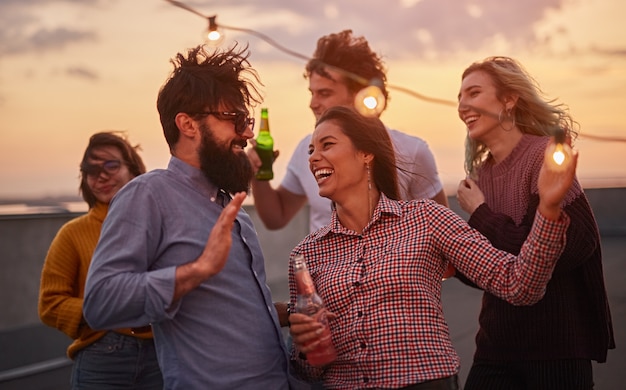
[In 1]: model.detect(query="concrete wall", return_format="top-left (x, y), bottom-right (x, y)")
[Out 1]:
top-left (0, 214), bottom-right (79, 331)
top-left (584, 187), bottom-right (626, 236)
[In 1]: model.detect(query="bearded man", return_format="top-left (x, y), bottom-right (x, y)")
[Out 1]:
top-left (83, 44), bottom-right (308, 390)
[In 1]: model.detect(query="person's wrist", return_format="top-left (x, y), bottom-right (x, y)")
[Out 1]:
top-left (538, 202), bottom-right (561, 221)
top-left (274, 301), bottom-right (292, 327)
top-left (286, 302), bottom-right (292, 327)
top-left (471, 201), bottom-right (485, 214)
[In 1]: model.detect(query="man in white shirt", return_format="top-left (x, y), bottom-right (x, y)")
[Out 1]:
top-left (248, 30), bottom-right (448, 233)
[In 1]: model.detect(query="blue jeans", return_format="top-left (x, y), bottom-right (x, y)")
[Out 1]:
top-left (71, 331), bottom-right (163, 390)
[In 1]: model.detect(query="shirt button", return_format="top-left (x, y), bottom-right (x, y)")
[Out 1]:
top-left (353, 281), bottom-right (361, 287)
top-left (357, 311), bottom-right (363, 317)
top-left (363, 377), bottom-right (369, 383)
top-left (360, 342), bottom-right (366, 349)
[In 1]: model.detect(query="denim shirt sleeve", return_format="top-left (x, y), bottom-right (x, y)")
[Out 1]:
top-left (84, 178), bottom-right (178, 329)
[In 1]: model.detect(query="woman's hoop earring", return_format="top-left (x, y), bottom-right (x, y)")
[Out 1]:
top-left (498, 108), bottom-right (516, 132)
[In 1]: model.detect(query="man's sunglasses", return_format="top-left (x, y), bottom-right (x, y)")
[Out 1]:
top-left (81, 160), bottom-right (122, 178)
top-left (197, 111), bottom-right (255, 135)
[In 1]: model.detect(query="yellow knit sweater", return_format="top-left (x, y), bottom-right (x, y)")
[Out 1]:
top-left (38, 202), bottom-right (153, 359)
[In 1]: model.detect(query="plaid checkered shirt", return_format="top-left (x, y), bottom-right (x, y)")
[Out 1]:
top-left (289, 194), bottom-right (569, 389)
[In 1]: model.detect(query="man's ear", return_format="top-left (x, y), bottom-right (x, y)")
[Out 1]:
top-left (175, 113), bottom-right (197, 138)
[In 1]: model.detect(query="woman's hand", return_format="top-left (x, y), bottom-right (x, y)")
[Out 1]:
top-left (289, 310), bottom-right (336, 354)
top-left (457, 177), bottom-right (485, 214)
top-left (538, 137), bottom-right (579, 220)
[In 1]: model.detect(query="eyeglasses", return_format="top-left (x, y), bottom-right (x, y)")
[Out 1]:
top-left (81, 160), bottom-right (122, 178)
top-left (198, 111), bottom-right (255, 135)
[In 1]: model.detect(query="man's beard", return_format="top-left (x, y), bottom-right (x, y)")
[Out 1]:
top-left (198, 123), bottom-right (253, 194)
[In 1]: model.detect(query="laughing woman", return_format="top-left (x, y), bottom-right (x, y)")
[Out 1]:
top-left (287, 106), bottom-right (578, 390)
top-left (455, 56), bottom-right (614, 390)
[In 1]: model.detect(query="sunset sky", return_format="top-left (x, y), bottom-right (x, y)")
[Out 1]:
top-left (1, 0), bottom-right (625, 200)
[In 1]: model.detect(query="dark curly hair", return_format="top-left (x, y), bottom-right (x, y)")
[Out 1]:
top-left (157, 43), bottom-right (263, 149)
top-left (305, 30), bottom-right (389, 106)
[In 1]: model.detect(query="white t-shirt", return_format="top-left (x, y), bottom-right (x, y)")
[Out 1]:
top-left (281, 128), bottom-right (444, 232)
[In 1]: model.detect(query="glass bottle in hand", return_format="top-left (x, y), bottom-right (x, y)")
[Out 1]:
top-left (255, 108), bottom-right (274, 180)
top-left (293, 254), bottom-right (337, 367)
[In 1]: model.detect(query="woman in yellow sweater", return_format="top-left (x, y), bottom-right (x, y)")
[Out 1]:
top-left (38, 132), bottom-right (163, 389)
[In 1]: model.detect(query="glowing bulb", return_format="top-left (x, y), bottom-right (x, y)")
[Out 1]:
top-left (354, 85), bottom-right (386, 117)
top-left (204, 16), bottom-right (224, 46)
top-left (544, 129), bottom-right (572, 172)
top-left (207, 30), bottom-right (222, 42)
top-left (363, 96), bottom-right (378, 109)
top-left (552, 145), bottom-right (566, 166)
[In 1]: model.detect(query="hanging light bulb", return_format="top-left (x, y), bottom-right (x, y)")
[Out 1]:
top-left (354, 78), bottom-right (386, 117)
top-left (204, 15), bottom-right (224, 46)
top-left (545, 128), bottom-right (572, 172)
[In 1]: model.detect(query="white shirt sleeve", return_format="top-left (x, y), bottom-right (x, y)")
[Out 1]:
top-left (389, 128), bottom-right (444, 200)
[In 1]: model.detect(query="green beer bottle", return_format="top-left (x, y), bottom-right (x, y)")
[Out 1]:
top-left (255, 108), bottom-right (274, 180)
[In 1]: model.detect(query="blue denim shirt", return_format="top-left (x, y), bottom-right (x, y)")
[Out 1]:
top-left (84, 156), bottom-right (307, 389)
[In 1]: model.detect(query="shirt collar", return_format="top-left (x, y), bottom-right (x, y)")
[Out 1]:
top-left (167, 156), bottom-right (222, 203)
top-left (313, 193), bottom-right (403, 239)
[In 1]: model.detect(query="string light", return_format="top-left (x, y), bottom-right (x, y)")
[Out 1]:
top-left (163, 0), bottom-right (625, 143)
top-left (205, 16), bottom-right (224, 46)
top-left (163, 0), bottom-right (449, 115)
top-left (354, 79), bottom-right (386, 117)
top-left (545, 128), bottom-right (573, 172)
